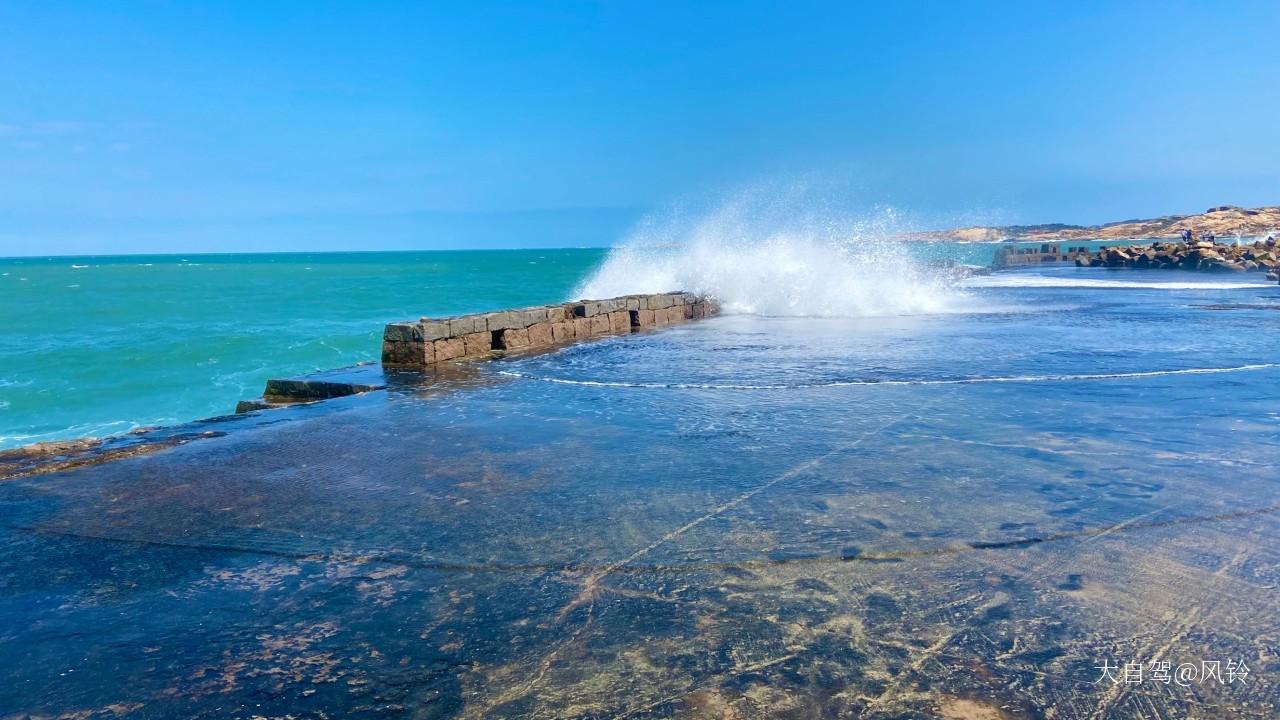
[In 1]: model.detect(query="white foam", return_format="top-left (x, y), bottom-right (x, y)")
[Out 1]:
top-left (965, 275), bottom-right (1273, 290)
top-left (498, 363), bottom-right (1280, 390)
top-left (575, 188), bottom-right (969, 317)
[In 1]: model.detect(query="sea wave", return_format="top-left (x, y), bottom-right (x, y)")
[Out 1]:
top-left (0, 419), bottom-right (142, 448)
top-left (964, 275), bottom-right (1273, 290)
top-left (575, 186), bottom-right (970, 317)
top-left (497, 363), bottom-right (1280, 390)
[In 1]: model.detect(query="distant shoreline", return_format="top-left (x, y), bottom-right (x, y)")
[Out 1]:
top-left (909, 204), bottom-right (1280, 243)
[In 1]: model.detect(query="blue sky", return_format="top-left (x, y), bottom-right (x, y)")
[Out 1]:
top-left (1, 1), bottom-right (1278, 256)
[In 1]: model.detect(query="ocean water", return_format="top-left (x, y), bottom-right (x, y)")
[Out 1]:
top-left (1, 237), bottom-right (1139, 450)
top-left (3, 260), bottom-right (1278, 717)
top-left (0, 249), bottom-right (606, 449)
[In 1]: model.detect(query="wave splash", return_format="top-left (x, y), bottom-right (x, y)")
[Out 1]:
top-left (965, 276), bottom-right (1273, 290)
top-left (498, 363), bottom-right (1280, 390)
top-left (574, 189), bottom-right (964, 317)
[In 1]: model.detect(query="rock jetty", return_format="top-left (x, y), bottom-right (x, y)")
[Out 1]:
top-left (1074, 239), bottom-right (1280, 280)
top-left (383, 292), bottom-right (719, 369)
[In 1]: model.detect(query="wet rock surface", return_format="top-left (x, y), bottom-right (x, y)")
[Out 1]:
top-left (3, 277), bottom-right (1280, 719)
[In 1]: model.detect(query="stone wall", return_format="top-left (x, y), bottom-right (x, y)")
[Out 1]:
top-left (382, 292), bottom-right (720, 369)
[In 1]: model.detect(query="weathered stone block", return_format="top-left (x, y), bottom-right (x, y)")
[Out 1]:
top-left (518, 307), bottom-right (549, 327)
top-left (690, 301), bottom-right (717, 319)
top-left (573, 301), bottom-right (601, 318)
top-left (381, 340), bottom-right (404, 364)
top-left (265, 377), bottom-right (382, 401)
top-left (421, 319), bottom-right (452, 341)
top-left (484, 311), bottom-right (519, 331)
top-left (572, 317), bottom-right (592, 338)
top-left (235, 399), bottom-right (274, 413)
top-left (589, 314), bottom-right (611, 336)
top-left (500, 327), bottom-right (530, 349)
top-left (551, 321), bottom-right (574, 343)
top-left (527, 321), bottom-right (553, 346)
top-left (609, 310), bottom-right (630, 333)
top-left (433, 337), bottom-right (466, 362)
top-left (384, 322), bottom-right (422, 342)
top-left (652, 294), bottom-right (674, 309)
top-left (636, 309), bottom-right (656, 327)
top-left (625, 296), bottom-right (641, 311)
top-left (546, 305), bottom-right (569, 323)
top-left (449, 315), bottom-right (483, 336)
top-left (382, 338), bottom-right (434, 367)
top-left (463, 332), bottom-right (492, 357)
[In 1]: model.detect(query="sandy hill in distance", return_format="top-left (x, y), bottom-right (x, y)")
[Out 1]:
top-left (916, 205), bottom-right (1280, 242)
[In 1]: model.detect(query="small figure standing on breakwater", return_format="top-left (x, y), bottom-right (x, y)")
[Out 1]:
top-left (1181, 228), bottom-right (1193, 243)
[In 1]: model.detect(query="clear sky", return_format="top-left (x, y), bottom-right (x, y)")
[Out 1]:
top-left (2, 1), bottom-right (1278, 256)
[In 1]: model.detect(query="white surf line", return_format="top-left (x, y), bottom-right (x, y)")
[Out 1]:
top-left (496, 363), bottom-right (1280, 390)
top-left (963, 276), bottom-right (1275, 289)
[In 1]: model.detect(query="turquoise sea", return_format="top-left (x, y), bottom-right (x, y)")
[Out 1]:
top-left (0, 249), bottom-right (608, 449)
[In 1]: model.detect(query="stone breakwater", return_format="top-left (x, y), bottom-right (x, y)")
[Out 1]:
top-left (382, 291), bottom-right (719, 369)
top-left (1074, 240), bottom-right (1280, 280)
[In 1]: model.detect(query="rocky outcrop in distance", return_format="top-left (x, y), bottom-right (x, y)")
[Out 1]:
top-left (917, 205), bottom-right (1280, 243)
top-left (1074, 238), bottom-right (1280, 280)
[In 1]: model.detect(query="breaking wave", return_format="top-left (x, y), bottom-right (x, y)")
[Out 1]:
top-left (498, 363), bottom-right (1280, 390)
top-left (965, 276), bottom-right (1273, 290)
top-left (574, 188), bottom-right (965, 317)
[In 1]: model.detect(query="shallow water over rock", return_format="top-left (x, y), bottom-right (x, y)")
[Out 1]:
top-left (2, 266), bottom-right (1279, 719)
